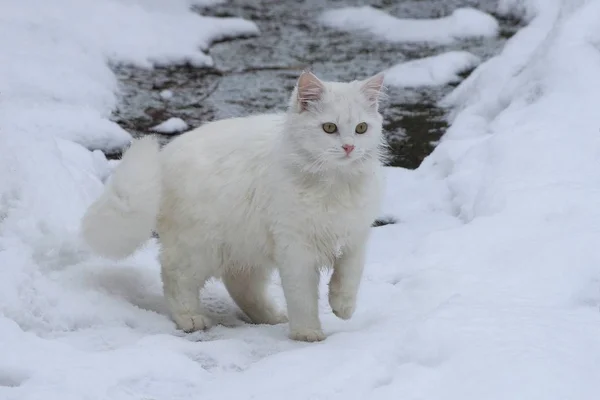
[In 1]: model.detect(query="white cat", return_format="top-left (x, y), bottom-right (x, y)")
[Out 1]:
top-left (81, 71), bottom-right (386, 342)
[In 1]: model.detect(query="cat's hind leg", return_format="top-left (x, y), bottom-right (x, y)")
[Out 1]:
top-left (223, 266), bottom-right (287, 325)
top-left (160, 245), bottom-right (213, 332)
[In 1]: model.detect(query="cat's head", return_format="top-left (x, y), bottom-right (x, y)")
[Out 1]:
top-left (284, 71), bottom-right (386, 174)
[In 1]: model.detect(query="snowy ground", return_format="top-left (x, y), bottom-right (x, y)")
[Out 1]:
top-left (2, 0), bottom-right (600, 399)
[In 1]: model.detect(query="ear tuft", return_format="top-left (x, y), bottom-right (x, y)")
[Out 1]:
top-left (296, 71), bottom-right (326, 112)
top-left (361, 72), bottom-right (386, 109)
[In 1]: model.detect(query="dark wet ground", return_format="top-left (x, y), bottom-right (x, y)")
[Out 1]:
top-left (112, 0), bottom-right (520, 169)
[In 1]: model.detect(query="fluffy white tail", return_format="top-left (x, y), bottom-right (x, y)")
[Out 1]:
top-left (81, 136), bottom-right (161, 259)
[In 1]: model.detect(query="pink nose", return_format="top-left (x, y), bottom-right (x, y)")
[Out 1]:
top-left (342, 144), bottom-right (355, 155)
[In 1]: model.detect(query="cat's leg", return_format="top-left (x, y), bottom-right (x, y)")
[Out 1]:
top-left (223, 266), bottom-right (287, 325)
top-left (160, 245), bottom-right (213, 332)
top-left (277, 247), bottom-right (324, 342)
top-left (329, 234), bottom-right (368, 320)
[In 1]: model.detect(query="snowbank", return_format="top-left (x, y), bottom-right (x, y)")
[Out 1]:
top-left (3, 0), bottom-right (600, 399)
top-left (384, 51), bottom-right (481, 88)
top-left (0, 0), bottom-right (258, 153)
top-left (151, 117), bottom-right (189, 134)
top-left (388, 0), bottom-right (600, 396)
top-left (320, 6), bottom-right (499, 43)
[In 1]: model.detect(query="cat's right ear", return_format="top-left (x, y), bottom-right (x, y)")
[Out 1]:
top-left (360, 72), bottom-right (386, 110)
top-left (296, 71), bottom-right (325, 112)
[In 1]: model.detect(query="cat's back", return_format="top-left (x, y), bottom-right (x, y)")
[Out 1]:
top-left (158, 113), bottom-right (285, 232)
top-left (163, 113), bottom-right (284, 162)
top-left (157, 113), bottom-right (286, 264)
top-left (160, 112), bottom-right (284, 181)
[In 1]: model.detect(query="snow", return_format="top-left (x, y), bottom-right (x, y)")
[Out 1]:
top-left (151, 117), bottom-right (190, 134)
top-left (384, 51), bottom-right (481, 88)
top-left (0, 0), bottom-right (258, 153)
top-left (3, 0), bottom-right (600, 399)
top-left (160, 90), bottom-right (175, 100)
top-left (319, 6), bottom-right (499, 43)
top-left (497, 0), bottom-right (553, 21)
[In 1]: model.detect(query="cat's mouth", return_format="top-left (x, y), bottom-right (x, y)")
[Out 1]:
top-left (337, 153), bottom-right (359, 164)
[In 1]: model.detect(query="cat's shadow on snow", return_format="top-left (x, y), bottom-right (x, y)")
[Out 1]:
top-left (84, 265), bottom-right (247, 328)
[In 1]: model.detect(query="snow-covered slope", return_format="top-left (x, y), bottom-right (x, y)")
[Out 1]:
top-left (2, 0), bottom-right (600, 399)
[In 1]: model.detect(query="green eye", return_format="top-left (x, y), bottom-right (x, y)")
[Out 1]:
top-left (322, 122), bottom-right (338, 134)
top-left (355, 122), bottom-right (368, 134)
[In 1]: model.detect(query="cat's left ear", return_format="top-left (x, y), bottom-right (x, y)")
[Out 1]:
top-left (360, 73), bottom-right (385, 109)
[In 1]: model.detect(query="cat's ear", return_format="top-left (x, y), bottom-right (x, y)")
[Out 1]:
top-left (296, 71), bottom-right (326, 112)
top-left (360, 72), bottom-right (386, 109)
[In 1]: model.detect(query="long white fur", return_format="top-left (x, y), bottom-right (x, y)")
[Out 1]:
top-left (81, 136), bottom-right (161, 259)
top-left (81, 71), bottom-right (386, 342)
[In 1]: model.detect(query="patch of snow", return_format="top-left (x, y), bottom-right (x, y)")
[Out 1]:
top-left (384, 51), bottom-right (481, 88)
top-left (160, 90), bottom-right (174, 100)
top-left (55, 139), bottom-right (113, 184)
top-left (151, 117), bottom-right (189, 134)
top-left (0, 0), bottom-right (258, 153)
top-left (320, 6), bottom-right (499, 43)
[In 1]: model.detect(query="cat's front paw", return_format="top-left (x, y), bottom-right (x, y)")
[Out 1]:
top-left (329, 291), bottom-right (356, 320)
top-left (289, 328), bottom-right (326, 342)
top-left (173, 313), bottom-right (213, 333)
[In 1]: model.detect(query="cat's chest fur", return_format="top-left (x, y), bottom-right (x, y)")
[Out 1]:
top-left (273, 169), bottom-right (382, 264)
